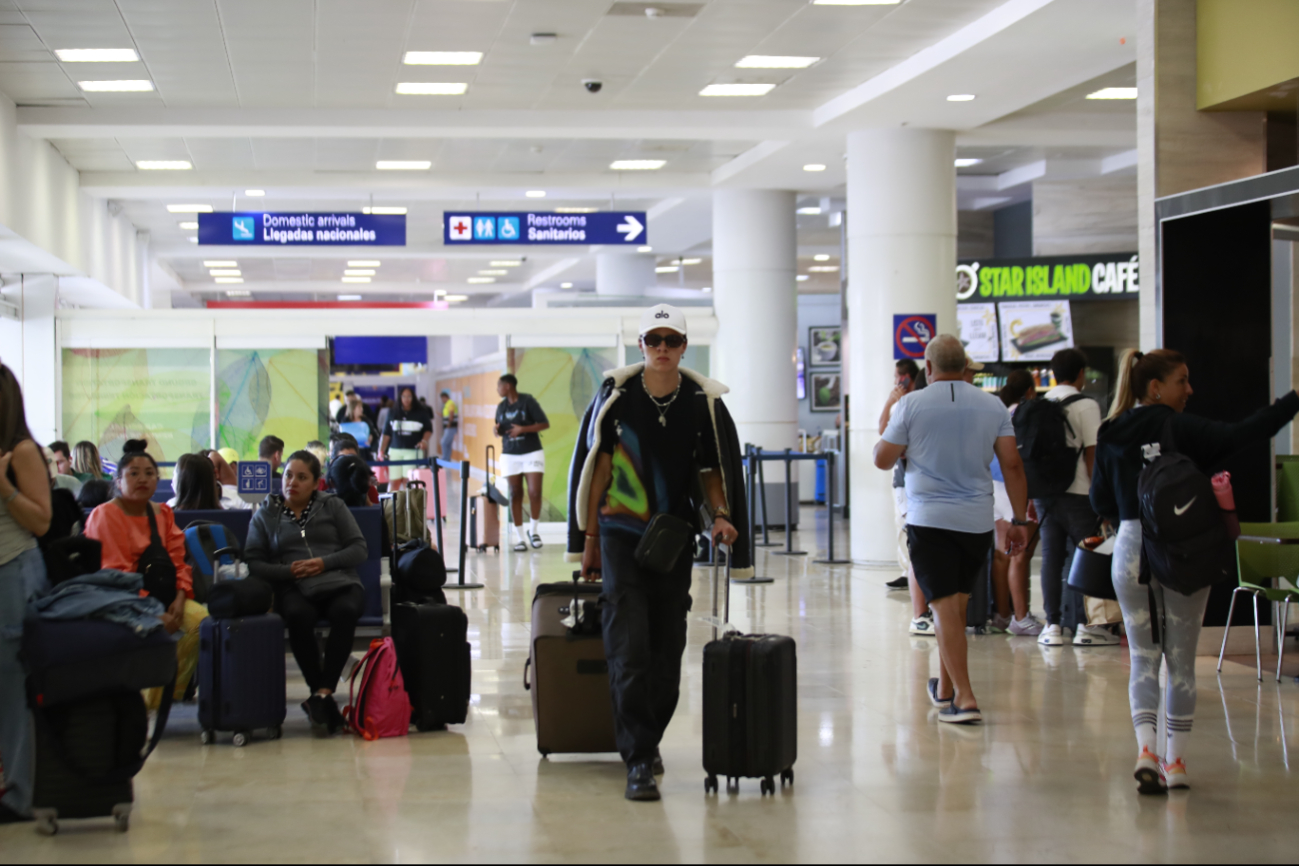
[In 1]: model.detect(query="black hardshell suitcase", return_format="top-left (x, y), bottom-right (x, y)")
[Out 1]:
top-left (197, 614), bottom-right (287, 747)
top-left (702, 548), bottom-right (797, 796)
top-left (391, 601), bottom-right (471, 731)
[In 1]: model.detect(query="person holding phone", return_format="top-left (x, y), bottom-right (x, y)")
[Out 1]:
top-left (567, 304), bottom-right (750, 802)
top-left (494, 375), bottom-right (551, 551)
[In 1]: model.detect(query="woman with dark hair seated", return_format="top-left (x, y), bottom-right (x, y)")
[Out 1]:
top-left (168, 452), bottom-right (221, 511)
top-left (84, 440), bottom-right (209, 709)
top-left (76, 479), bottom-right (113, 510)
top-left (244, 450), bottom-right (368, 735)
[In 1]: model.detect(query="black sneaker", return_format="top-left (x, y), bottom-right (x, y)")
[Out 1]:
top-left (652, 750), bottom-right (665, 776)
top-left (321, 694), bottom-right (346, 734)
top-left (886, 576), bottom-right (909, 589)
top-left (302, 694), bottom-right (331, 736)
top-left (625, 761), bottom-right (661, 801)
top-left (937, 704), bottom-right (983, 725)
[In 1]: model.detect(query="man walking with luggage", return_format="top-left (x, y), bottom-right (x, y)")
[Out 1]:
top-left (574, 304), bottom-right (740, 801)
top-left (495, 375), bottom-right (550, 551)
top-left (874, 335), bottom-right (1030, 724)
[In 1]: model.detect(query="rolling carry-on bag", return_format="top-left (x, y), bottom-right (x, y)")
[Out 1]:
top-left (702, 547), bottom-right (797, 796)
top-left (525, 572), bottom-right (617, 756)
top-left (470, 445), bottom-right (504, 553)
top-left (390, 601), bottom-right (471, 731)
top-left (197, 614), bottom-right (287, 747)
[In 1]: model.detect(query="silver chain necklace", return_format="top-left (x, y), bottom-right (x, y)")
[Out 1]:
top-left (641, 372), bottom-right (682, 427)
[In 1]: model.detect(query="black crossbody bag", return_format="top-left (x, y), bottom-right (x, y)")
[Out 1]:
top-left (137, 505), bottom-right (179, 608)
top-left (634, 512), bottom-right (695, 574)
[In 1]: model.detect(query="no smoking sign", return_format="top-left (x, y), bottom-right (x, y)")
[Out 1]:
top-left (893, 314), bottom-right (937, 360)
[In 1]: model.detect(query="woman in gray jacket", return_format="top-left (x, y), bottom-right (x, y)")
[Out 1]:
top-left (245, 450), bottom-right (367, 735)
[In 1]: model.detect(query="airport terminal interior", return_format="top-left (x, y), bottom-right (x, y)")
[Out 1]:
top-left (4, 0), bottom-right (1299, 861)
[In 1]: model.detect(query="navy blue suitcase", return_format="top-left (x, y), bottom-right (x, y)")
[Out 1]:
top-left (197, 614), bottom-right (286, 747)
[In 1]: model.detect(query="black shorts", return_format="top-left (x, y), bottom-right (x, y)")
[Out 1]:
top-left (906, 525), bottom-right (993, 603)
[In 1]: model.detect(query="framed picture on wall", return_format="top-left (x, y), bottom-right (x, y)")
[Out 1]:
top-left (808, 326), bottom-right (842, 367)
top-left (810, 372), bottom-right (841, 412)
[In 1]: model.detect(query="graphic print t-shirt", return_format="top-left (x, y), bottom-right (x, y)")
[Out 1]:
top-left (385, 405), bottom-right (432, 450)
top-left (495, 394), bottom-right (549, 455)
top-left (597, 374), bottom-right (720, 539)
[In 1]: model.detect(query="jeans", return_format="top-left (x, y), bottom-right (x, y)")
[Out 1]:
top-left (1034, 493), bottom-right (1099, 626)
top-left (276, 583), bottom-right (366, 693)
top-left (440, 428), bottom-right (456, 461)
top-left (600, 534), bottom-right (694, 766)
top-left (1, 546), bottom-right (50, 816)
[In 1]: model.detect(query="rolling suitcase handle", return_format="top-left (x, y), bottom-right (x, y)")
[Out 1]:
top-left (711, 544), bottom-right (731, 641)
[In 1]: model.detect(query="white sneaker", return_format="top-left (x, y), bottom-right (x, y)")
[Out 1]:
top-left (1037, 624), bottom-right (1065, 646)
top-left (988, 613), bottom-right (1012, 633)
top-left (909, 612), bottom-right (935, 637)
top-left (1073, 624), bottom-right (1121, 646)
top-left (1009, 614), bottom-right (1045, 637)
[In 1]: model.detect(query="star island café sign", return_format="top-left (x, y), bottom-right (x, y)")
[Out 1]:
top-left (956, 252), bottom-right (1140, 302)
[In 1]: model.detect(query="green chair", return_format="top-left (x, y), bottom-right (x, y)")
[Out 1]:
top-left (1218, 521), bottom-right (1299, 681)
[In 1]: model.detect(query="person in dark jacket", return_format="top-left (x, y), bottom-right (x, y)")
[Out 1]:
top-left (1091, 348), bottom-right (1299, 795)
top-left (569, 304), bottom-right (740, 803)
top-left (244, 450), bottom-right (368, 735)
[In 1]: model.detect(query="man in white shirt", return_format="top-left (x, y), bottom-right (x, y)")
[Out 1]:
top-left (1032, 348), bottom-right (1113, 647)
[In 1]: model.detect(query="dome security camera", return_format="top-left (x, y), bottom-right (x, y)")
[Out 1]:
top-left (582, 79), bottom-right (603, 94)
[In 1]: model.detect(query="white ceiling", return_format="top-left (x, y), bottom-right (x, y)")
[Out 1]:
top-left (0, 0), bottom-right (1139, 303)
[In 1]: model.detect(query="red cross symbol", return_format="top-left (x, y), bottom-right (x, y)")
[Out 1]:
top-left (448, 216), bottom-right (472, 241)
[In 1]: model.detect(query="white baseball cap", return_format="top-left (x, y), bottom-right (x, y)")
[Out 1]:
top-left (639, 303), bottom-right (687, 337)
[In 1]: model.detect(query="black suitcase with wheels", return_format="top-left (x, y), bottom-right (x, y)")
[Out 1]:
top-left (391, 601), bottom-right (471, 731)
top-left (197, 614), bottom-right (287, 747)
top-left (702, 548), bottom-right (797, 796)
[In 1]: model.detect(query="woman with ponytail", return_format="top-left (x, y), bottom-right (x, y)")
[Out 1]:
top-left (1091, 349), bottom-right (1299, 795)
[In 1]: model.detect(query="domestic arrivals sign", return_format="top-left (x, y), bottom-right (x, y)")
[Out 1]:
top-left (444, 211), bottom-right (647, 245)
top-left (198, 212), bottom-right (406, 246)
top-left (956, 253), bottom-right (1139, 303)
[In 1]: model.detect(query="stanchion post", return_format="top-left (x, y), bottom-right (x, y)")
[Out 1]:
top-left (448, 458), bottom-right (484, 590)
top-left (814, 449), bottom-right (851, 565)
top-left (430, 458), bottom-right (455, 572)
top-left (774, 448), bottom-right (807, 556)
top-left (732, 445), bottom-right (774, 585)
top-left (755, 447), bottom-right (777, 547)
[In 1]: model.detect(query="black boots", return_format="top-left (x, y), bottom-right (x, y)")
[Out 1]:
top-left (625, 761), bottom-right (661, 801)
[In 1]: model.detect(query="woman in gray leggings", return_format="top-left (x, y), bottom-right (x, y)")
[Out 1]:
top-left (1092, 348), bottom-right (1299, 794)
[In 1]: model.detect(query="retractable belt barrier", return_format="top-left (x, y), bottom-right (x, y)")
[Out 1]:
top-left (742, 446), bottom-right (851, 573)
top-left (373, 457), bottom-right (484, 590)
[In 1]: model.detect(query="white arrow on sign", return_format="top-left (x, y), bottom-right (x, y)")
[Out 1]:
top-left (616, 215), bottom-right (644, 242)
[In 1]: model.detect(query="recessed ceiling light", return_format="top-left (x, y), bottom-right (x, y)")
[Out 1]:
top-left (224, 289), bottom-right (251, 297)
top-left (479, 269), bottom-right (508, 276)
top-left (555, 207), bottom-right (599, 213)
top-left (342, 276), bottom-right (371, 284)
top-left (348, 260), bottom-right (381, 267)
top-left (203, 260), bottom-right (237, 267)
top-left (814, 254), bottom-right (830, 261)
top-left (796, 275), bottom-right (810, 281)
top-left (1087, 87), bottom-right (1138, 100)
top-left (376, 161), bottom-right (431, 170)
top-left (797, 207), bottom-right (822, 214)
top-left (403, 51), bottom-right (483, 65)
top-left (700, 83), bottom-right (776, 97)
top-left (56, 48), bottom-right (140, 62)
top-left (702, 286), bottom-right (712, 293)
top-left (467, 277), bottom-right (495, 284)
top-left (344, 269), bottom-right (376, 276)
top-left (177, 221), bottom-right (198, 230)
top-left (187, 237), bottom-right (198, 243)
top-left (210, 269), bottom-right (241, 277)
top-left (490, 260), bottom-right (522, 267)
top-left (215, 277), bottom-right (244, 284)
top-left (680, 258), bottom-right (702, 265)
top-left (656, 266), bottom-right (679, 274)
top-left (610, 160), bottom-right (666, 170)
top-left (735, 55), bottom-right (820, 69)
top-left (946, 94), bottom-right (976, 102)
top-left (560, 282), bottom-right (574, 289)
top-left (77, 79), bottom-right (153, 92)
top-left (525, 190), bottom-right (546, 198)
top-left (803, 164), bottom-right (827, 172)
top-left (338, 294), bottom-right (363, 301)
top-left (137, 160), bottom-right (191, 170)
top-left (637, 246), bottom-right (652, 253)
top-left (395, 82), bottom-right (468, 95)
top-left (809, 265), bottom-right (840, 272)
top-left (445, 294), bottom-right (470, 302)
top-left (954, 158), bottom-right (983, 167)
top-left (244, 189), bottom-right (265, 196)
top-left (812, 0), bottom-right (901, 4)
top-left (168, 204), bottom-right (212, 213)
top-left (363, 206), bottom-right (408, 215)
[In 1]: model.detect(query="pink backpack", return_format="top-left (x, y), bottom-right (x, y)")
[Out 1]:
top-left (344, 638), bottom-right (412, 740)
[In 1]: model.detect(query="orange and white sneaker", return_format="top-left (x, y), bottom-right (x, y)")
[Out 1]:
top-left (1162, 759), bottom-right (1190, 790)
top-left (1134, 747), bottom-right (1167, 795)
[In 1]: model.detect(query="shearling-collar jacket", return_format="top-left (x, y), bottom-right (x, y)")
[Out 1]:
top-left (565, 363), bottom-right (754, 579)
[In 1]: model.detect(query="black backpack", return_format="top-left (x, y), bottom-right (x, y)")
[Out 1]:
top-left (1137, 420), bottom-right (1234, 595)
top-left (1012, 394), bottom-right (1088, 498)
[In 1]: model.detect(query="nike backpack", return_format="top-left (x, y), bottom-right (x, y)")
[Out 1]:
top-left (1137, 420), bottom-right (1233, 595)
top-left (1012, 394), bottom-right (1088, 499)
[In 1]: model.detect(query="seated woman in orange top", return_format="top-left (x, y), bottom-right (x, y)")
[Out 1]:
top-left (84, 440), bottom-right (209, 707)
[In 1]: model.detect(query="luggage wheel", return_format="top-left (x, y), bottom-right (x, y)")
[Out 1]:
top-left (760, 777), bottom-right (775, 796)
top-left (232, 731), bottom-right (249, 748)
top-left (32, 809), bottom-right (57, 836)
top-left (113, 803), bottom-right (131, 833)
top-left (268, 725), bottom-right (283, 740)
top-left (200, 729), bottom-right (215, 745)
top-left (704, 775), bottom-right (717, 794)
top-left (726, 777), bottom-right (739, 795)
top-left (781, 769), bottom-right (794, 787)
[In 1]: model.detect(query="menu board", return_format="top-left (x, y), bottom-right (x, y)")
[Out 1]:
top-left (956, 303), bottom-right (999, 363)
top-left (999, 300), bottom-right (1075, 362)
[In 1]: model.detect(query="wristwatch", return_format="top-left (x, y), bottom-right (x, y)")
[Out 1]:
top-left (1011, 517), bottom-right (1032, 527)
top-left (713, 505), bottom-right (730, 519)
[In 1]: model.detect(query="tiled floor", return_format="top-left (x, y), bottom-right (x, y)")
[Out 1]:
top-left (6, 508), bottom-right (1299, 862)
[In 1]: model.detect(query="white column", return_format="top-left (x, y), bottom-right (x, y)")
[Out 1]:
top-left (712, 189), bottom-right (798, 450)
top-left (0, 274), bottom-right (59, 443)
top-left (596, 251), bottom-right (655, 296)
top-left (846, 129), bottom-right (956, 564)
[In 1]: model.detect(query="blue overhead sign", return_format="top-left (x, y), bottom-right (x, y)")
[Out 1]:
top-left (199, 212), bottom-right (406, 246)
top-left (237, 460), bottom-right (273, 496)
top-left (443, 211), bottom-right (647, 245)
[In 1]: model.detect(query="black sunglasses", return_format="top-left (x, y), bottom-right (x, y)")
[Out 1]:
top-left (642, 333), bottom-right (686, 349)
